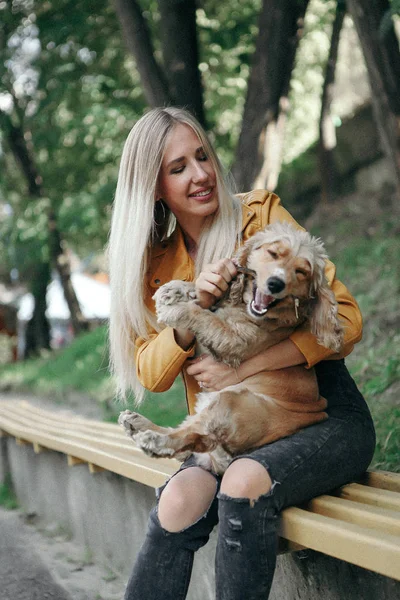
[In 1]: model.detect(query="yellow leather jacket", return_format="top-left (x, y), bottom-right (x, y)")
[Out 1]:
top-left (135, 190), bottom-right (362, 414)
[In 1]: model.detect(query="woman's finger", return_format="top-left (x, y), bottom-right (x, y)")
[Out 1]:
top-left (205, 259), bottom-right (237, 283)
top-left (197, 272), bottom-right (228, 296)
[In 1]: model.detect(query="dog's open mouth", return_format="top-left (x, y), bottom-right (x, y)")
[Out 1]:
top-left (250, 287), bottom-right (280, 317)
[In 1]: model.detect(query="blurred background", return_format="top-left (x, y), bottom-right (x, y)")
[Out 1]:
top-left (0, 0), bottom-right (399, 471)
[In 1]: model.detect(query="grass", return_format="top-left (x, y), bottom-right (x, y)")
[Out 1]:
top-left (0, 326), bottom-right (111, 404)
top-left (0, 475), bottom-right (19, 510)
top-left (307, 194), bottom-right (400, 472)
top-left (0, 324), bottom-right (187, 427)
top-left (0, 192), bottom-right (399, 470)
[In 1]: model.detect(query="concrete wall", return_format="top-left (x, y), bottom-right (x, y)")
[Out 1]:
top-left (1, 437), bottom-right (399, 599)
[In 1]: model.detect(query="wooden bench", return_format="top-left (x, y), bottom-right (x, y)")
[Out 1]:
top-left (0, 400), bottom-right (399, 581)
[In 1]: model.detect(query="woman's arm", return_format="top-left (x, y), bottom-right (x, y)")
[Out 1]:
top-left (135, 326), bottom-right (196, 392)
top-left (186, 339), bottom-right (306, 391)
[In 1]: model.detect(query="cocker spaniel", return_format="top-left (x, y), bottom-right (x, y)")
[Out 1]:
top-left (119, 221), bottom-right (344, 474)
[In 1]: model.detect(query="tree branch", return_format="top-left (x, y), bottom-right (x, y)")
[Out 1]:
top-left (114, 0), bottom-right (171, 107)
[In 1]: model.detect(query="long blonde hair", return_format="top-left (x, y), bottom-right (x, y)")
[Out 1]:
top-left (108, 107), bottom-right (242, 403)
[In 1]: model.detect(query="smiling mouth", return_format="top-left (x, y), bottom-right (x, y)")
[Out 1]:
top-left (189, 188), bottom-right (213, 198)
top-left (249, 287), bottom-right (280, 317)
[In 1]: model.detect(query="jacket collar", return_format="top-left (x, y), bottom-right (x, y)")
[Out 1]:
top-left (149, 226), bottom-right (194, 289)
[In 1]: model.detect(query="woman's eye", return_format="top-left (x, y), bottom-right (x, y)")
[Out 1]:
top-left (171, 166), bottom-right (185, 174)
top-left (198, 153), bottom-right (208, 162)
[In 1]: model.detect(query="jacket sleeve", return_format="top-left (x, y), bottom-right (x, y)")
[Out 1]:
top-left (265, 192), bottom-right (363, 367)
top-left (135, 326), bottom-right (196, 392)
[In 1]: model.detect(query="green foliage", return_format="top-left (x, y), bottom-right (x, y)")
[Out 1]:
top-left (309, 202), bottom-right (400, 472)
top-left (0, 0), bottom-right (147, 275)
top-left (0, 325), bottom-right (110, 401)
top-left (0, 325), bottom-right (187, 426)
top-left (0, 475), bottom-right (19, 510)
top-left (197, 0), bottom-right (261, 166)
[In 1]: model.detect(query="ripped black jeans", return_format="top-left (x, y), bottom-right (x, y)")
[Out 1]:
top-left (124, 360), bottom-right (376, 600)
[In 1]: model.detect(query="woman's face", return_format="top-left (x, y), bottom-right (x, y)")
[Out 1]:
top-left (157, 123), bottom-right (218, 232)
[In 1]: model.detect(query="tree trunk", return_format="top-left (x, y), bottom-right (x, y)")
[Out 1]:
top-left (114, 0), bottom-right (172, 107)
top-left (346, 0), bottom-right (400, 199)
top-left (48, 210), bottom-right (89, 335)
top-left (157, 0), bottom-right (205, 124)
top-left (232, 0), bottom-right (310, 192)
top-left (24, 262), bottom-right (51, 358)
top-left (0, 110), bottom-right (88, 336)
top-left (318, 1), bottom-right (346, 204)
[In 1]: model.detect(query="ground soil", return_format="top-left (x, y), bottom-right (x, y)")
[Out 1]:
top-left (0, 506), bottom-right (126, 600)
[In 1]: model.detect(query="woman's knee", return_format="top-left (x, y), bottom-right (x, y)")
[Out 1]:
top-left (158, 467), bottom-right (217, 532)
top-left (220, 458), bottom-right (272, 501)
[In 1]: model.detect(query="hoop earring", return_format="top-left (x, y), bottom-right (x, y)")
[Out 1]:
top-left (154, 199), bottom-right (167, 226)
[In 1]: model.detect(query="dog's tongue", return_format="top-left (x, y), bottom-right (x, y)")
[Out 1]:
top-left (253, 288), bottom-right (274, 312)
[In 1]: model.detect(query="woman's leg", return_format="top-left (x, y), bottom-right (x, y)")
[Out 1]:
top-left (215, 406), bottom-right (375, 600)
top-left (124, 465), bottom-right (219, 600)
top-left (216, 459), bottom-right (278, 600)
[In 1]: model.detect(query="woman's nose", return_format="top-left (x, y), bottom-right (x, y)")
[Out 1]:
top-left (192, 163), bottom-right (208, 182)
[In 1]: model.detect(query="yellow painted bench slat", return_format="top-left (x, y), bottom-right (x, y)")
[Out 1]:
top-left (279, 507), bottom-right (400, 580)
top-left (360, 470), bottom-right (400, 493)
top-left (337, 483), bottom-right (400, 512)
top-left (308, 495), bottom-right (400, 536)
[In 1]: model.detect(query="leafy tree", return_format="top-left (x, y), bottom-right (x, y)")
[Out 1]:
top-left (0, 0), bottom-right (147, 345)
top-left (113, 0), bottom-right (310, 188)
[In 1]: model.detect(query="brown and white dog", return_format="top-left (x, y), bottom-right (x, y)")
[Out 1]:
top-left (119, 221), bottom-right (343, 474)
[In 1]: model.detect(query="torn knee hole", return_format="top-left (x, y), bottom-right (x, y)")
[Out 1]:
top-left (225, 537), bottom-right (242, 551)
top-left (228, 517), bottom-right (242, 531)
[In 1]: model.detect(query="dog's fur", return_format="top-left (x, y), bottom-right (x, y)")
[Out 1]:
top-left (119, 222), bottom-right (344, 473)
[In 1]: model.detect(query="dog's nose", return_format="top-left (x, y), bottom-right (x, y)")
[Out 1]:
top-left (267, 276), bottom-right (285, 294)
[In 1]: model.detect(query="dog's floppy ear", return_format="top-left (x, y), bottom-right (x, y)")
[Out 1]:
top-left (310, 277), bottom-right (344, 352)
top-left (233, 238), bottom-right (254, 268)
top-left (228, 238), bottom-right (257, 305)
top-left (228, 270), bottom-right (246, 305)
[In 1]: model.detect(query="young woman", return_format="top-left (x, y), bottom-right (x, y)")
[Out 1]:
top-left (108, 107), bottom-right (375, 600)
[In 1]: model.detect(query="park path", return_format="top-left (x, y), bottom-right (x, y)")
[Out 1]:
top-left (0, 507), bottom-right (73, 600)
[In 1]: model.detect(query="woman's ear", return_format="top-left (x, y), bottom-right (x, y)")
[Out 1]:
top-left (310, 281), bottom-right (344, 352)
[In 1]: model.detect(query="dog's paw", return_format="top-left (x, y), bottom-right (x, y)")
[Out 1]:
top-left (118, 411), bottom-right (153, 437)
top-left (134, 430), bottom-right (175, 458)
top-left (153, 280), bottom-right (196, 308)
top-left (153, 281), bottom-right (197, 328)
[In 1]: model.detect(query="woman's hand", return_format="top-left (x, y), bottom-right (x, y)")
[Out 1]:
top-left (185, 354), bottom-right (240, 391)
top-left (186, 340), bottom-right (307, 390)
top-left (195, 259), bottom-right (237, 309)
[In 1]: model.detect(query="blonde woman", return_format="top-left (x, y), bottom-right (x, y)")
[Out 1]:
top-left (109, 107), bottom-right (375, 600)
